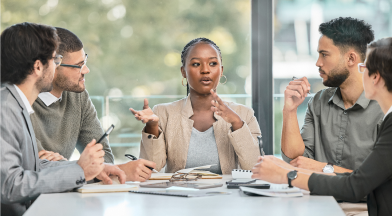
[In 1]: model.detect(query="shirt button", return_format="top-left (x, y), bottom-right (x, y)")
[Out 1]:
top-left (148, 135), bottom-right (152, 139)
top-left (339, 135), bottom-right (344, 140)
top-left (343, 111), bottom-right (347, 115)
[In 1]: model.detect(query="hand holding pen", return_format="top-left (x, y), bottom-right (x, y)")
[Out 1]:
top-left (116, 155), bottom-right (157, 182)
top-left (283, 76), bottom-right (311, 112)
top-left (125, 154), bottom-right (158, 173)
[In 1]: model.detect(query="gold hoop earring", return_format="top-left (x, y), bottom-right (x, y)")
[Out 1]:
top-left (182, 78), bottom-right (188, 87)
top-left (220, 75), bottom-right (227, 85)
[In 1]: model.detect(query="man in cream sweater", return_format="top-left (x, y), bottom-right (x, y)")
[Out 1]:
top-left (30, 27), bottom-right (156, 182)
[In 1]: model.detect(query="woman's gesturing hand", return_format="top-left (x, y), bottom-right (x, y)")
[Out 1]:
top-left (210, 89), bottom-right (243, 131)
top-left (129, 99), bottom-right (159, 126)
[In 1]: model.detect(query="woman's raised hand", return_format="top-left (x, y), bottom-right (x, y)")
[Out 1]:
top-left (129, 99), bottom-right (159, 125)
top-left (210, 89), bottom-right (244, 131)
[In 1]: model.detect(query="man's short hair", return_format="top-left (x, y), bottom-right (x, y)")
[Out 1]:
top-left (55, 27), bottom-right (83, 56)
top-left (367, 37), bottom-right (392, 92)
top-left (1, 22), bottom-right (59, 85)
top-left (319, 17), bottom-right (374, 61)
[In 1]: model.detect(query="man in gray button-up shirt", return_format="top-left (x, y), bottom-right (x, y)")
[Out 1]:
top-left (281, 17), bottom-right (384, 174)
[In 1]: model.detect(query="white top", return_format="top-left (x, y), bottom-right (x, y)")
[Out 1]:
top-left (13, 85), bottom-right (34, 115)
top-left (38, 92), bottom-right (62, 106)
top-left (384, 105), bottom-right (392, 120)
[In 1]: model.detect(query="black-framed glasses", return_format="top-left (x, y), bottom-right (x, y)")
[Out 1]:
top-left (53, 54), bottom-right (63, 67)
top-left (60, 54), bottom-right (88, 73)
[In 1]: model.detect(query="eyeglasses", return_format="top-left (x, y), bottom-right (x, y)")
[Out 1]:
top-left (60, 54), bottom-right (88, 73)
top-left (358, 62), bottom-right (366, 73)
top-left (53, 54), bottom-right (63, 67)
top-left (169, 173), bottom-right (202, 182)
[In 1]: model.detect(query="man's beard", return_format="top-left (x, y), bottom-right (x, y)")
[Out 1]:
top-left (37, 67), bottom-right (53, 93)
top-left (322, 63), bottom-right (350, 87)
top-left (54, 72), bottom-right (85, 93)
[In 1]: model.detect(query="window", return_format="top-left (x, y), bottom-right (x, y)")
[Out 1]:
top-left (2, 0), bottom-right (252, 163)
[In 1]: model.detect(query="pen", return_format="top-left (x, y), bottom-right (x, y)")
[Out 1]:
top-left (97, 124), bottom-right (115, 144)
top-left (257, 135), bottom-right (264, 157)
top-left (125, 154), bottom-right (158, 173)
top-left (292, 76), bottom-right (311, 94)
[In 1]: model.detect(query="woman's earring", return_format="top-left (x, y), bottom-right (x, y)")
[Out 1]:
top-left (220, 75), bottom-right (227, 85)
top-left (182, 78), bottom-right (188, 87)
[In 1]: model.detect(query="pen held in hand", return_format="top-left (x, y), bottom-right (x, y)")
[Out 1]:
top-left (125, 154), bottom-right (158, 173)
top-left (97, 124), bottom-right (115, 144)
top-left (292, 76), bottom-right (311, 94)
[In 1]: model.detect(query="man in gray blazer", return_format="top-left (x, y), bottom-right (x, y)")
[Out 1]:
top-left (0, 22), bottom-right (126, 216)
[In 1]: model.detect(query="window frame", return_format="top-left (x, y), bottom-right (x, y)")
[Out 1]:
top-left (251, 0), bottom-right (274, 155)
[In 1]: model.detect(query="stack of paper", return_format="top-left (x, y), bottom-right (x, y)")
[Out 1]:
top-left (77, 176), bottom-right (138, 193)
top-left (78, 184), bottom-right (138, 193)
top-left (240, 185), bottom-right (303, 197)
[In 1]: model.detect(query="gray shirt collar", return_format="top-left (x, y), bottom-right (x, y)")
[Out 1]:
top-left (328, 88), bottom-right (370, 110)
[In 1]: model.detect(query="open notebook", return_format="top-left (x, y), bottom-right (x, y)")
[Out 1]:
top-left (77, 176), bottom-right (138, 193)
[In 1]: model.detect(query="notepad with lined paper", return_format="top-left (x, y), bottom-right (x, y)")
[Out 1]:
top-left (77, 184), bottom-right (138, 193)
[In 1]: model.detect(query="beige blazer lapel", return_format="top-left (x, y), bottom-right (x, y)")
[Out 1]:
top-left (213, 111), bottom-right (236, 174)
top-left (178, 96), bottom-right (194, 169)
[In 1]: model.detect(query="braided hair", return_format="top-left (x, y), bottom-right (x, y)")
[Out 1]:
top-left (181, 38), bottom-right (222, 95)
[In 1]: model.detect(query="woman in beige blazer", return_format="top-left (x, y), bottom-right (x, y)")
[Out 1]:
top-left (130, 38), bottom-right (261, 174)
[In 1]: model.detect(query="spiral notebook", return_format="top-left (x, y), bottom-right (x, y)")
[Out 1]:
top-left (232, 169), bottom-right (253, 179)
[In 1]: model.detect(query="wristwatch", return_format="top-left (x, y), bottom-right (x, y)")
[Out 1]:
top-left (287, 170), bottom-right (298, 188)
top-left (323, 162), bottom-right (334, 173)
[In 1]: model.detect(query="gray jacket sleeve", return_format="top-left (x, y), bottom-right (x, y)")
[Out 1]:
top-left (1, 107), bottom-right (86, 204)
top-left (76, 90), bottom-right (114, 163)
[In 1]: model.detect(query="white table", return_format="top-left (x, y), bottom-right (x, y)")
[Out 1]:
top-left (25, 175), bottom-right (345, 216)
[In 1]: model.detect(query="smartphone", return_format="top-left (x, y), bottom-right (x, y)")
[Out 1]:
top-left (226, 179), bottom-right (256, 185)
top-left (97, 124), bottom-right (115, 144)
top-left (227, 183), bottom-right (270, 189)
